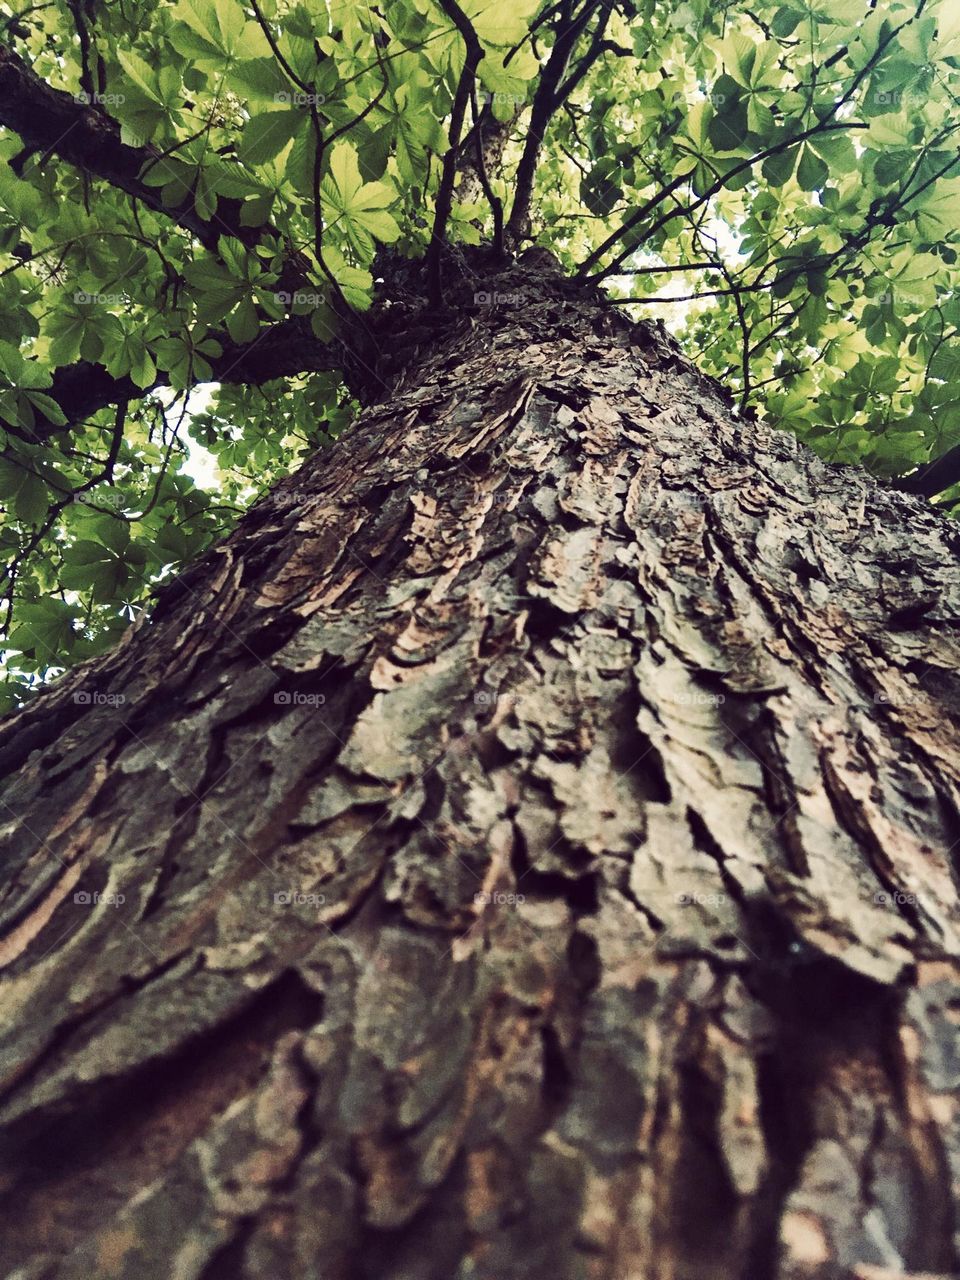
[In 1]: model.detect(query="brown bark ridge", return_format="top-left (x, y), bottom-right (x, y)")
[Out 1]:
top-left (1, 251), bottom-right (960, 1280)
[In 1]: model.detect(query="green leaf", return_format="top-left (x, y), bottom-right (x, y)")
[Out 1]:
top-left (225, 294), bottom-right (259, 344)
top-left (320, 142), bottom-right (400, 262)
top-left (64, 538), bottom-right (114, 566)
top-left (169, 0), bottom-right (225, 58)
top-left (581, 161), bottom-right (623, 216)
top-left (762, 146), bottom-right (797, 186)
top-left (239, 109), bottom-right (304, 166)
top-left (13, 471), bottom-right (48, 524)
top-left (808, 131), bottom-right (856, 169)
top-left (7, 599), bottom-right (79, 661)
top-left (747, 96), bottom-right (774, 136)
top-left (916, 177), bottom-right (960, 237)
top-left (464, 0), bottom-right (540, 48)
top-left (44, 311), bottom-right (87, 367)
top-left (24, 391), bottom-right (67, 425)
top-left (171, 0), bottom-right (270, 59)
top-left (116, 48), bottom-right (164, 104)
top-left (719, 31), bottom-right (757, 89)
top-left (796, 145), bottom-right (828, 191)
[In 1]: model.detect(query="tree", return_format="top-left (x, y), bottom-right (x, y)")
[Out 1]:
top-left (1, 2), bottom-right (960, 1277)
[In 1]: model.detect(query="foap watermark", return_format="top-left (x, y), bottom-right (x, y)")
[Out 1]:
top-left (873, 689), bottom-right (932, 708)
top-left (669, 89), bottom-right (727, 107)
top-left (474, 690), bottom-right (524, 709)
top-left (477, 90), bottom-right (527, 109)
top-left (872, 88), bottom-right (925, 108)
top-left (675, 891), bottom-right (726, 907)
top-left (73, 289), bottom-right (132, 307)
top-left (275, 290), bottom-right (325, 307)
top-left (874, 287), bottom-right (929, 308)
top-left (271, 490), bottom-right (315, 509)
top-left (274, 889), bottom-right (326, 906)
top-left (274, 691), bottom-right (326, 707)
top-left (874, 890), bottom-right (922, 907)
top-left (274, 91), bottom-right (327, 105)
top-left (474, 890), bottom-right (526, 906)
top-left (73, 690), bottom-right (126, 707)
top-left (74, 890), bottom-right (125, 907)
top-left (473, 290), bottom-right (525, 307)
top-left (71, 489), bottom-right (126, 509)
top-left (632, 490), bottom-right (729, 517)
top-left (75, 90), bottom-right (125, 106)
top-left (669, 492), bottom-right (715, 508)
top-left (672, 691), bottom-right (726, 707)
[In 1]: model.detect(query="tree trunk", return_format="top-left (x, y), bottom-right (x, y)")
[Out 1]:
top-left (2, 255), bottom-right (960, 1280)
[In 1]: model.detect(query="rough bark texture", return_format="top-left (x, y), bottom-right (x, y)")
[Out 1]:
top-left (2, 256), bottom-right (960, 1280)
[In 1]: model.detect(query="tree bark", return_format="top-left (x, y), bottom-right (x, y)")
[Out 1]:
top-left (1, 254), bottom-right (960, 1280)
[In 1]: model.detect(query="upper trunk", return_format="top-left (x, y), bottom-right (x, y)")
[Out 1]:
top-left (1, 255), bottom-right (960, 1280)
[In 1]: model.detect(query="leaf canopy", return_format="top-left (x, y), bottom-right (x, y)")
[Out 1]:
top-left (1, 0), bottom-right (959, 707)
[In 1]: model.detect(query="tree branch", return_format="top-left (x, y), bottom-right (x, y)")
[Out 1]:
top-left (22, 316), bottom-right (346, 442)
top-left (576, 12), bottom-right (913, 280)
top-left (427, 0), bottom-right (485, 303)
top-left (467, 86), bottom-right (504, 255)
top-left (551, 7), bottom-right (615, 108)
top-left (578, 121), bottom-right (867, 281)
top-left (505, 0), bottom-right (600, 243)
top-left (0, 44), bottom-right (279, 256)
top-left (893, 445), bottom-right (960, 499)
